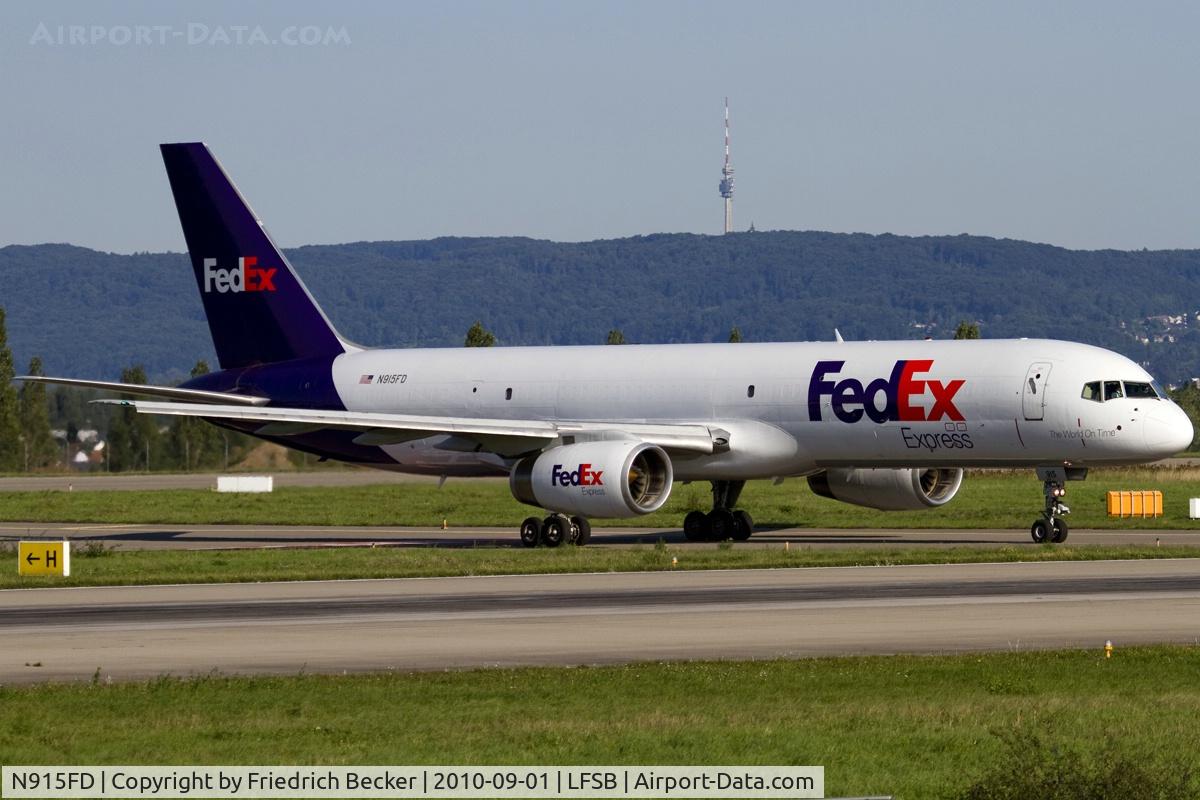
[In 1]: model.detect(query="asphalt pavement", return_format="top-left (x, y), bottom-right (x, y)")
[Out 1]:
top-left (2, 559), bottom-right (1197, 683)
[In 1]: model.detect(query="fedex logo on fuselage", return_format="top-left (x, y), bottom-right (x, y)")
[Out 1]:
top-left (809, 359), bottom-right (965, 423)
top-left (203, 257), bottom-right (278, 294)
top-left (551, 463), bottom-right (604, 487)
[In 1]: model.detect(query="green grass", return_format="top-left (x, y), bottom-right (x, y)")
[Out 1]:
top-left (5, 466), bottom-right (1199, 590)
top-left (2, 541), bottom-right (1198, 589)
top-left (4, 467), bottom-right (1200, 530)
top-left (2, 647), bottom-right (1197, 799)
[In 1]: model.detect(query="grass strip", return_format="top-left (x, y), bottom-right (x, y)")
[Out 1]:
top-left (2, 542), bottom-right (1199, 589)
top-left (4, 468), bottom-right (1200, 530)
top-left (1, 647), bottom-right (1197, 799)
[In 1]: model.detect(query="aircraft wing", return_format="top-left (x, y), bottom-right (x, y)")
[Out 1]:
top-left (18, 376), bottom-right (269, 406)
top-left (96, 399), bottom-right (726, 457)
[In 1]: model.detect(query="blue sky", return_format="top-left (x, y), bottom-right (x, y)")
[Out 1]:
top-left (2, 0), bottom-right (1199, 252)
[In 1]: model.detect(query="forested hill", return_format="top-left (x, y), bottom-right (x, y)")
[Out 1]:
top-left (4, 231), bottom-right (1200, 384)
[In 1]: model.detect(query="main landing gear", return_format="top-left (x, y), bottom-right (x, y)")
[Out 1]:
top-left (1030, 466), bottom-right (1087, 544)
top-left (683, 480), bottom-right (755, 542)
top-left (519, 513), bottom-right (591, 548)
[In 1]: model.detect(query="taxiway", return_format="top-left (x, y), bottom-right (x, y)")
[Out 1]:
top-left (1, 520), bottom-right (1197, 549)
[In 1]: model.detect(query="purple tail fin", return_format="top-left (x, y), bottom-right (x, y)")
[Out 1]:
top-left (160, 142), bottom-right (346, 370)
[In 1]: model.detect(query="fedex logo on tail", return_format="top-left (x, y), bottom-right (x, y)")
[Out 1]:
top-left (203, 257), bottom-right (277, 294)
top-left (809, 360), bottom-right (965, 423)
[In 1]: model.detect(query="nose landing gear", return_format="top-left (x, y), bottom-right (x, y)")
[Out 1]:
top-left (1032, 480), bottom-right (1069, 543)
top-left (1031, 466), bottom-right (1087, 543)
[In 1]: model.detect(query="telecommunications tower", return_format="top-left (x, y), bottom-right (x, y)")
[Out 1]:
top-left (718, 97), bottom-right (734, 234)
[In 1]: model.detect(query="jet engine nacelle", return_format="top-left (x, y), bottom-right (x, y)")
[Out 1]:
top-left (807, 467), bottom-right (963, 511)
top-left (509, 441), bottom-right (673, 518)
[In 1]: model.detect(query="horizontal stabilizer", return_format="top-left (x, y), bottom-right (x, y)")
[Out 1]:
top-left (19, 376), bottom-right (268, 406)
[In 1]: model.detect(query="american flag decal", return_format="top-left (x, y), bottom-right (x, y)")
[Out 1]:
top-left (359, 374), bottom-right (374, 384)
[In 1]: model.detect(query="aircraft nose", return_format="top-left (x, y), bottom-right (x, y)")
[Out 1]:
top-left (1144, 402), bottom-right (1194, 457)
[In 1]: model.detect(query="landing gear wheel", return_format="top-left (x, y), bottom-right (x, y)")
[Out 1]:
top-left (686, 482), bottom-right (753, 544)
top-left (732, 510), bottom-right (754, 541)
top-left (708, 508), bottom-right (736, 541)
top-left (683, 510), bottom-right (708, 542)
top-left (542, 515), bottom-right (568, 548)
top-left (519, 517), bottom-right (543, 548)
top-left (571, 516), bottom-right (592, 546)
top-left (1032, 470), bottom-right (1075, 545)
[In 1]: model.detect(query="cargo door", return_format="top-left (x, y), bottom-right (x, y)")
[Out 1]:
top-left (1022, 362), bottom-right (1052, 421)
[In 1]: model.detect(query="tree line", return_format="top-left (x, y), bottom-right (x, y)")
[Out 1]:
top-left (12, 233), bottom-right (1200, 388)
top-left (0, 307), bottom-right (56, 471)
top-left (0, 306), bottom-right (257, 473)
top-left (466, 322), bottom-right (747, 346)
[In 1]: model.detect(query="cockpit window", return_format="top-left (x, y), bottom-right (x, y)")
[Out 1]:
top-left (1084, 380), bottom-right (1164, 402)
top-left (1124, 382), bottom-right (1158, 399)
top-left (1152, 380), bottom-right (1168, 399)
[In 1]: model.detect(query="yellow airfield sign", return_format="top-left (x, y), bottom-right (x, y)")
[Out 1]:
top-left (18, 541), bottom-right (70, 576)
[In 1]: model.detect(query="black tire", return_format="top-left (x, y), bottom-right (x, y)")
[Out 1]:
top-left (708, 508), bottom-right (736, 541)
top-left (571, 516), bottom-right (591, 546)
top-left (542, 515), bottom-right (567, 548)
top-left (519, 517), bottom-right (542, 548)
top-left (732, 509), bottom-right (754, 541)
top-left (1051, 518), bottom-right (1069, 543)
top-left (683, 510), bottom-right (708, 542)
top-left (1031, 519), bottom-right (1050, 544)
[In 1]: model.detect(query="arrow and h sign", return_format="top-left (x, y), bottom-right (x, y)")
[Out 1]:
top-left (17, 541), bottom-right (70, 576)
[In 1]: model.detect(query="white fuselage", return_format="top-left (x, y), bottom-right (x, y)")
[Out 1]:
top-left (328, 338), bottom-right (1193, 478)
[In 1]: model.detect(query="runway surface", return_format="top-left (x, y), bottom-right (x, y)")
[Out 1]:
top-left (2, 520), bottom-right (1198, 550)
top-left (2, 560), bottom-right (1198, 683)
